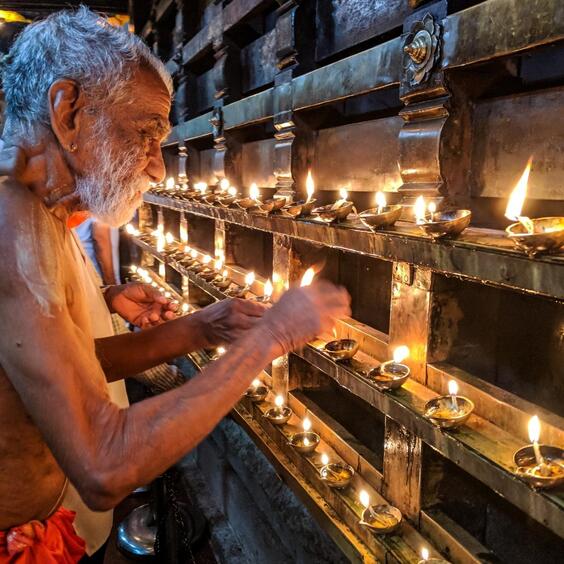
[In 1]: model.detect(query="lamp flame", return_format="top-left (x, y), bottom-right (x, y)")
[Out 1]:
top-left (195, 181), bottom-right (208, 194)
top-left (214, 258), bottom-right (223, 271)
top-left (321, 453), bottom-right (329, 466)
top-left (219, 178), bottom-right (230, 192)
top-left (156, 235), bottom-right (165, 253)
top-left (264, 279), bottom-right (273, 298)
top-left (421, 548), bottom-right (429, 561)
top-left (359, 490), bottom-right (370, 509)
top-left (428, 202), bottom-right (437, 216)
top-left (414, 195), bottom-right (426, 223)
top-left (339, 188), bottom-right (348, 201)
top-left (182, 303), bottom-right (189, 313)
top-left (165, 232), bottom-right (174, 245)
top-left (130, 264), bottom-right (138, 273)
top-left (166, 177), bottom-right (174, 190)
top-left (528, 415), bottom-right (541, 444)
top-left (245, 271), bottom-right (255, 287)
top-left (190, 249), bottom-right (198, 259)
top-left (249, 183), bottom-right (260, 201)
top-left (251, 378), bottom-right (261, 389)
top-left (303, 417), bottom-right (312, 432)
top-left (332, 327), bottom-right (338, 339)
top-left (228, 186), bottom-right (237, 196)
top-left (393, 345), bottom-right (409, 364)
top-left (216, 347), bottom-right (226, 356)
top-left (306, 170), bottom-right (315, 202)
top-left (274, 395), bottom-right (284, 408)
top-left (505, 158), bottom-right (534, 234)
top-left (222, 269), bottom-right (229, 279)
top-left (448, 379), bottom-right (459, 396)
top-left (300, 267), bottom-right (316, 287)
top-left (375, 191), bottom-right (387, 211)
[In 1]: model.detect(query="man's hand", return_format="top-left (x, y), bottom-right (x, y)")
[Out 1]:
top-left (104, 283), bottom-right (178, 328)
top-left (196, 298), bottom-right (267, 347)
top-left (260, 280), bottom-right (351, 356)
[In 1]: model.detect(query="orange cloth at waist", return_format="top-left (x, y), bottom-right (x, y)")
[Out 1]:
top-left (0, 507), bottom-right (85, 563)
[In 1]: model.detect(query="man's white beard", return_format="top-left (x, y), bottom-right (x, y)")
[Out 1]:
top-left (75, 133), bottom-right (149, 228)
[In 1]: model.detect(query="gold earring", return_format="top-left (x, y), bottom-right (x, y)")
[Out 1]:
top-left (69, 143), bottom-right (77, 152)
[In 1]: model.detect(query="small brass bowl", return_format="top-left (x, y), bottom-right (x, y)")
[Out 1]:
top-left (359, 205), bottom-right (403, 230)
top-left (236, 197), bottom-right (259, 210)
top-left (513, 445), bottom-right (564, 489)
top-left (313, 201), bottom-right (354, 223)
top-left (271, 197), bottom-right (288, 211)
top-left (213, 276), bottom-right (232, 290)
top-left (506, 217), bottom-right (564, 257)
top-left (284, 199), bottom-right (317, 218)
top-left (289, 431), bottom-right (320, 455)
top-left (417, 209), bottom-right (472, 239)
top-left (218, 195), bottom-right (237, 207)
top-left (203, 193), bottom-right (220, 205)
top-left (180, 189), bottom-right (200, 200)
top-left (251, 199), bottom-right (275, 214)
top-left (200, 269), bottom-right (217, 281)
top-left (319, 462), bottom-right (354, 489)
top-left (360, 505), bottom-right (402, 534)
top-left (368, 361), bottom-right (410, 390)
top-left (244, 385), bottom-right (269, 403)
top-left (193, 191), bottom-right (211, 201)
top-left (190, 263), bottom-right (206, 273)
top-left (264, 406), bottom-right (292, 426)
top-left (424, 395), bottom-right (474, 429)
top-left (324, 339), bottom-right (359, 361)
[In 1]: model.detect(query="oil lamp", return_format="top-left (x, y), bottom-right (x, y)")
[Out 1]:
top-left (324, 328), bottom-right (359, 361)
top-left (181, 303), bottom-right (190, 314)
top-left (359, 191), bottom-right (402, 230)
top-left (417, 547), bottom-right (450, 564)
top-left (125, 224), bottom-right (140, 237)
top-left (318, 453), bottom-right (354, 489)
top-left (193, 182), bottom-right (209, 200)
top-left (198, 254), bottom-right (214, 278)
top-left (424, 379), bottom-right (474, 429)
top-left (414, 195), bottom-right (472, 239)
top-left (244, 378), bottom-right (268, 402)
top-left (255, 279), bottom-right (273, 303)
top-left (284, 170), bottom-right (317, 218)
top-left (219, 186), bottom-right (238, 207)
top-left (265, 395), bottom-right (292, 425)
top-left (156, 233), bottom-right (165, 254)
top-left (237, 183), bottom-right (262, 210)
top-left (313, 188), bottom-right (354, 223)
top-left (358, 490), bottom-right (402, 534)
top-left (513, 415), bottom-right (564, 489)
top-left (229, 271), bottom-right (255, 298)
top-left (165, 177), bottom-right (175, 194)
top-left (289, 417), bottom-right (320, 455)
top-left (505, 158), bottom-right (564, 256)
top-left (214, 268), bottom-right (232, 290)
top-left (368, 345), bottom-right (410, 390)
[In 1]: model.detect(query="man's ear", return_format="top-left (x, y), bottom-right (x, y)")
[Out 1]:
top-left (48, 79), bottom-right (85, 153)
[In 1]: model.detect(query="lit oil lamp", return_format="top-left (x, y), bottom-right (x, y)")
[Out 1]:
top-left (214, 268), bottom-right (232, 290)
top-left (418, 547), bottom-right (450, 564)
top-left (229, 271), bottom-right (255, 298)
top-left (359, 191), bottom-right (402, 230)
top-left (255, 279), bottom-right (273, 303)
top-left (313, 188), bottom-right (354, 223)
top-left (505, 158), bottom-right (564, 256)
top-left (237, 183), bottom-right (262, 210)
top-left (244, 378), bottom-right (269, 402)
top-left (191, 253), bottom-right (211, 274)
top-left (284, 170), bottom-right (318, 218)
top-left (124, 223), bottom-right (140, 237)
top-left (198, 254), bottom-right (214, 278)
top-left (368, 345), bottom-right (410, 390)
top-left (180, 248), bottom-right (198, 267)
top-left (358, 490), bottom-right (402, 534)
top-left (414, 195), bottom-right (472, 239)
top-left (219, 186), bottom-right (238, 207)
top-left (265, 395), bottom-right (292, 425)
top-left (164, 177), bottom-right (176, 196)
top-left (192, 181), bottom-right (209, 201)
top-left (324, 328), bottom-right (359, 361)
top-left (300, 267), bottom-right (316, 287)
top-left (513, 415), bottom-right (564, 489)
top-left (156, 233), bottom-right (165, 254)
top-left (424, 379), bottom-right (474, 429)
top-left (289, 417), bottom-right (320, 455)
top-left (319, 453), bottom-right (354, 489)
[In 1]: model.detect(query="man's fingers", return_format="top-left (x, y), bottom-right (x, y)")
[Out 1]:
top-left (234, 298), bottom-right (268, 317)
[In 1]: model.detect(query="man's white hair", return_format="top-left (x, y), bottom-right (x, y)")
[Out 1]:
top-left (1, 6), bottom-right (172, 139)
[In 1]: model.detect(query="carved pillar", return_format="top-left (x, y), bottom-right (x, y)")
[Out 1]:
top-left (272, 1), bottom-right (312, 200)
top-left (398, 3), bottom-right (448, 208)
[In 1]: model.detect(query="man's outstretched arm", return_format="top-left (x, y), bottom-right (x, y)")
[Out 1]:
top-left (95, 298), bottom-right (266, 381)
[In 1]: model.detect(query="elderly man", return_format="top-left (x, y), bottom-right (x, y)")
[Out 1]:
top-left (0, 7), bottom-right (350, 562)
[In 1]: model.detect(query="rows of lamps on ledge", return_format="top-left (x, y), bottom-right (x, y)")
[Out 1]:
top-left (126, 236), bottom-right (563, 552)
top-left (149, 158), bottom-right (564, 257)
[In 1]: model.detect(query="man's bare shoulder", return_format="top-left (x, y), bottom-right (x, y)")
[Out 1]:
top-left (0, 177), bottom-right (67, 311)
